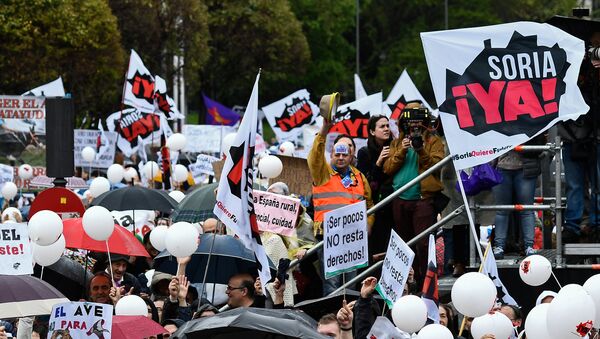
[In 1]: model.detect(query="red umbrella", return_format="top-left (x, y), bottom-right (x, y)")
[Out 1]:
top-left (111, 315), bottom-right (166, 339)
top-left (63, 218), bottom-right (150, 257)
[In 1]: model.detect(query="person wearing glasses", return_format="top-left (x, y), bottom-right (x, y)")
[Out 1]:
top-left (225, 273), bottom-right (260, 309)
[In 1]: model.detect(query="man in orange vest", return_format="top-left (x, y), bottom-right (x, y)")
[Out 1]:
top-left (308, 116), bottom-right (374, 295)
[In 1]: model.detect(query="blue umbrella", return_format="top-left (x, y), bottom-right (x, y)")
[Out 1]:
top-left (153, 233), bottom-right (276, 284)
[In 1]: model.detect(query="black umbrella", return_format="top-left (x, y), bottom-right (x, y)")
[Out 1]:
top-left (154, 233), bottom-right (277, 284)
top-left (172, 307), bottom-right (329, 339)
top-left (91, 185), bottom-right (178, 212)
top-left (294, 289), bottom-right (385, 320)
top-left (547, 15), bottom-right (600, 42)
top-left (171, 183), bottom-right (218, 223)
top-left (33, 256), bottom-right (93, 301)
top-left (0, 275), bottom-right (69, 318)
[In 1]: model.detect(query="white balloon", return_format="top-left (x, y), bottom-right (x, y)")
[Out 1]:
top-left (107, 164), bottom-right (125, 184)
top-left (519, 255), bottom-right (552, 286)
top-left (471, 312), bottom-right (514, 339)
top-left (169, 190), bottom-right (185, 203)
top-left (451, 272), bottom-right (497, 317)
top-left (89, 177), bottom-right (111, 198)
top-left (28, 210), bottom-right (63, 246)
top-left (258, 155), bottom-right (283, 179)
top-left (18, 164), bottom-right (34, 180)
top-left (391, 295), bottom-right (428, 333)
top-left (165, 222), bottom-right (199, 258)
top-left (123, 167), bottom-right (138, 182)
top-left (584, 274), bottom-right (600, 325)
top-left (279, 141), bottom-right (295, 156)
top-left (558, 284), bottom-right (585, 297)
top-left (143, 161), bottom-right (160, 180)
top-left (166, 133), bottom-right (187, 151)
top-left (525, 303), bottom-right (551, 339)
top-left (82, 206), bottom-right (115, 241)
top-left (222, 133), bottom-right (237, 155)
top-left (1, 182), bottom-right (17, 200)
top-left (172, 164), bottom-right (189, 183)
top-left (547, 286), bottom-right (596, 339)
top-left (32, 234), bottom-right (65, 267)
top-left (81, 146), bottom-right (96, 162)
top-left (149, 225), bottom-right (168, 251)
top-left (115, 295), bottom-right (148, 316)
top-left (417, 324), bottom-right (454, 339)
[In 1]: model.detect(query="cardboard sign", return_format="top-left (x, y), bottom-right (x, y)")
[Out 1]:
top-left (74, 129), bottom-right (117, 168)
top-left (253, 190), bottom-right (300, 237)
top-left (0, 222), bottom-right (33, 275)
top-left (111, 210), bottom-right (154, 242)
top-left (48, 302), bottom-right (113, 339)
top-left (0, 95), bottom-right (46, 134)
top-left (323, 201), bottom-right (368, 279)
top-left (376, 230), bottom-right (415, 307)
top-left (262, 89), bottom-right (320, 142)
top-left (182, 124), bottom-right (235, 153)
top-left (421, 22), bottom-right (588, 170)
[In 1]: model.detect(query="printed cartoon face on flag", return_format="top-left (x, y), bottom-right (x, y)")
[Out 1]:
top-left (421, 22), bottom-right (589, 170)
top-left (262, 89), bottom-right (319, 142)
top-left (123, 49), bottom-right (156, 113)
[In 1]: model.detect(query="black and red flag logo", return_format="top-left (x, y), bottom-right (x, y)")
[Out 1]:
top-left (329, 107), bottom-right (369, 138)
top-left (275, 97), bottom-right (314, 131)
top-left (388, 95), bottom-right (407, 121)
top-left (128, 71), bottom-right (155, 104)
top-left (439, 32), bottom-right (569, 137)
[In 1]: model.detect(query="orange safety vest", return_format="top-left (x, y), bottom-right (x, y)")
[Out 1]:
top-left (312, 167), bottom-right (366, 222)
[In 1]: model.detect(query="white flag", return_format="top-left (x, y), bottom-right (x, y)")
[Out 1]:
top-left (483, 246), bottom-right (518, 306)
top-left (354, 73), bottom-right (368, 100)
top-left (262, 89), bottom-right (319, 142)
top-left (123, 49), bottom-right (156, 113)
top-left (154, 75), bottom-right (184, 120)
top-left (213, 73), bottom-right (272, 286)
top-left (22, 77), bottom-right (66, 97)
top-left (421, 22), bottom-right (588, 170)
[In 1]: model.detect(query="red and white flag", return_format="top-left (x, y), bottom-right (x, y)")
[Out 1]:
top-left (213, 73), bottom-right (272, 285)
top-left (154, 75), bottom-right (184, 120)
top-left (421, 234), bottom-right (439, 323)
top-left (123, 49), bottom-right (156, 113)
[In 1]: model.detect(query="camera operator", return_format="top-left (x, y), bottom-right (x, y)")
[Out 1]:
top-left (383, 101), bottom-right (445, 285)
top-left (559, 31), bottom-right (600, 243)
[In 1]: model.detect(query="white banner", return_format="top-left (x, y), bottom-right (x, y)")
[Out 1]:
top-left (123, 49), bottom-right (155, 113)
top-left (376, 230), bottom-right (415, 307)
top-left (262, 89), bottom-right (319, 142)
top-left (0, 164), bottom-right (14, 186)
top-left (182, 124), bottom-right (235, 153)
top-left (74, 129), bottom-right (117, 168)
top-left (421, 22), bottom-right (588, 170)
top-left (0, 95), bottom-right (46, 134)
top-left (106, 108), bottom-right (172, 157)
top-left (48, 302), bottom-right (113, 338)
top-left (323, 201), bottom-right (369, 279)
top-left (253, 190), bottom-right (300, 237)
top-left (111, 210), bottom-right (154, 242)
top-left (0, 223), bottom-right (33, 275)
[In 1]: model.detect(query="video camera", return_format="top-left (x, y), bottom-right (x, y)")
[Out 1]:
top-left (399, 107), bottom-right (432, 150)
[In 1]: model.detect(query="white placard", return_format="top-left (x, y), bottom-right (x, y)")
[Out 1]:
top-left (74, 129), bottom-right (117, 168)
top-left (183, 124), bottom-right (236, 153)
top-left (111, 210), bottom-right (154, 242)
top-left (48, 302), bottom-right (113, 338)
top-left (0, 164), bottom-right (14, 186)
top-left (0, 223), bottom-right (33, 275)
top-left (189, 154), bottom-right (219, 177)
top-left (323, 200), bottom-right (369, 279)
top-left (376, 230), bottom-right (415, 307)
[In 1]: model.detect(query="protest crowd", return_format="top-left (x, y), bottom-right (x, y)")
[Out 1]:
top-left (3, 11), bottom-right (600, 339)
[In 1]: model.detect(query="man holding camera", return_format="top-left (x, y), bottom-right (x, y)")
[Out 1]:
top-left (383, 101), bottom-right (444, 285)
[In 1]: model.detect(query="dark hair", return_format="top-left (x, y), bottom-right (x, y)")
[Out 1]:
top-left (439, 303), bottom-right (458, 335)
top-left (333, 134), bottom-right (356, 149)
top-left (143, 296), bottom-right (160, 323)
top-left (366, 115), bottom-right (392, 150)
top-left (318, 313), bottom-right (339, 326)
top-left (502, 304), bottom-right (523, 321)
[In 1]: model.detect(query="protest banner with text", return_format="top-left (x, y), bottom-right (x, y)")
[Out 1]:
top-left (189, 154), bottom-right (219, 178)
top-left (253, 190), bottom-right (300, 237)
top-left (376, 230), bottom-right (415, 307)
top-left (183, 124), bottom-right (236, 154)
top-left (0, 95), bottom-right (46, 134)
top-left (262, 89), bottom-right (320, 142)
top-left (0, 222), bottom-right (33, 275)
top-left (74, 129), bottom-right (117, 169)
top-left (323, 201), bottom-right (369, 279)
top-left (48, 302), bottom-right (113, 339)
